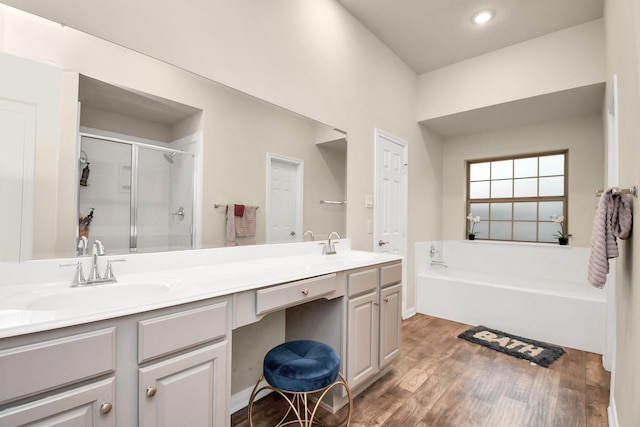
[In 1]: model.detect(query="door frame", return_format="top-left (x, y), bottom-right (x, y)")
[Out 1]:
top-left (604, 74), bottom-right (618, 384)
top-left (373, 128), bottom-right (408, 317)
top-left (266, 153), bottom-right (304, 243)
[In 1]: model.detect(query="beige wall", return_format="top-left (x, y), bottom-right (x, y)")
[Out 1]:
top-left (417, 19), bottom-right (606, 121)
top-left (1, 25), bottom-right (348, 252)
top-left (1, 2), bottom-right (433, 313)
top-left (1, 0), bottom-right (430, 250)
top-left (604, 0), bottom-right (640, 425)
top-left (441, 114), bottom-right (604, 248)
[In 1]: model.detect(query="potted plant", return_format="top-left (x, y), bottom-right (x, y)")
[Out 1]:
top-left (467, 213), bottom-right (480, 240)
top-left (550, 214), bottom-right (571, 245)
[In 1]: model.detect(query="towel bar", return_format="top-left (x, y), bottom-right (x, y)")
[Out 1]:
top-left (595, 186), bottom-right (637, 197)
top-left (214, 203), bottom-right (259, 209)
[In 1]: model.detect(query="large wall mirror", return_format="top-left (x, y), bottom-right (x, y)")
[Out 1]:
top-left (0, 5), bottom-right (347, 262)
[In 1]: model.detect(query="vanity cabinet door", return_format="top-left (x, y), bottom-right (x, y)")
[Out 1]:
top-left (0, 378), bottom-right (115, 427)
top-left (138, 342), bottom-right (227, 427)
top-left (379, 283), bottom-right (402, 367)
top-left (346, 290), bottom-right (379, 389)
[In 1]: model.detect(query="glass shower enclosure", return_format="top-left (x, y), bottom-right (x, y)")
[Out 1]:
top-left (78, 135), bottom-right (195, 255)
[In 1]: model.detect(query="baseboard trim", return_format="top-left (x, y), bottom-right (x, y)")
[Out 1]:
top-left (608, 394), bottom-right (619, 427)
top-left (230, 384), bottom-right (272, 415)
top-left (403, 307), bottom-right (417, 320)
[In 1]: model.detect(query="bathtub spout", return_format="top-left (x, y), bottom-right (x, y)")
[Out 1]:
top-left (430, 260), bottom-right (448, 268)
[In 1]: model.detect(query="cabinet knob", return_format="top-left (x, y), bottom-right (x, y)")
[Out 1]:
top-left (374, 302), bottom-right (379, 306)
top-left (301, 289), bottom-right (309, 296)
top-left (146, 386), bottom-right (157, 397)
top-left (383, 297), bottom-right (389, 302)
top-left (100, 402), bottom-right (113, 414)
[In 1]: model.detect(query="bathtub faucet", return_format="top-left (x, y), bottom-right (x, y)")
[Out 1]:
top-left (429, 244), bottom-right (440, 258)
top-left (430, 260), bottom-right (448, 268)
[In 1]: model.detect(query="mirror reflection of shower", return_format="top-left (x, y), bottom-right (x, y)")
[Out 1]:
top-left (77, 134), bottom-right (196, 256)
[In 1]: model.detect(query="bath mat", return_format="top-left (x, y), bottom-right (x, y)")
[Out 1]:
top-left (458, 325), bottom-right (564, 367)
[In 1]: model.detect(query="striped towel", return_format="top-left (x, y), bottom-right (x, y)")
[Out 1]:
top-left (588, 188), bottom-right (633, 288)
top-left (225, 205), bottom-right (237, 246)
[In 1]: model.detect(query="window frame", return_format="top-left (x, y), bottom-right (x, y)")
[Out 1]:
top-left (465, 150), bottom-right (568, 243)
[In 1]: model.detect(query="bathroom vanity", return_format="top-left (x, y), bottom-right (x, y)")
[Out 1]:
top-left (0, 241), bottom-right (402, 426)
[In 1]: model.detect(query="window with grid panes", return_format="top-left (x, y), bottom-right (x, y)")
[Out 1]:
top-left (466, 151), bottom-right (568, 242)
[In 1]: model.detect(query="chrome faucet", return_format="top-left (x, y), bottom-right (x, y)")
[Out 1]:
top-left (302, 230), bottom-right (315, 241)
top-left (61, 241), bottom-right (126, 287)
top-left (429, 244), bottom-right (440, 258)
top-left (430, 260), bottom-right (448, 268)
top-left (88, 240), bottom-right (106, 282)
top-left (324, 231), bottom-right (341, 255)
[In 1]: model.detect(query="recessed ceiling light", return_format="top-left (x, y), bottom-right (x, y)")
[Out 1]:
top-left (472, 10), bottom-right (495, 25)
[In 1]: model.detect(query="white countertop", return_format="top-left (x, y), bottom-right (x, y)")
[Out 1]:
top-left (0, 241), bottom-right (402, 339)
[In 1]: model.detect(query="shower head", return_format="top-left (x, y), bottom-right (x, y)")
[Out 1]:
top-left (163, 152), bottom-right (176, 163)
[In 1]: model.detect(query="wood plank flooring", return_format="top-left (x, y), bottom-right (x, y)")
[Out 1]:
top-left (232, 314), bottom-right (610, 427)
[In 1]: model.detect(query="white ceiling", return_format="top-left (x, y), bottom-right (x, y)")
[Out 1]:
top-left (79, 75), bottom-right (200, 127)
top-left (336, 0), bottom-right (605, 137)
top-left (421, 83), bottom-right (605, 138)
top-left (336, 0), bottom-right (604, 74)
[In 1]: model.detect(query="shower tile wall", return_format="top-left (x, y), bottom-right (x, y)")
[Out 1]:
top-left (79, 136), bottom-right (194, 255)
top-left (79, 137), bottom-right (132, 253)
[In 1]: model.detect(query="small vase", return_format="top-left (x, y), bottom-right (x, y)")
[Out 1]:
top-left (468, 234), bottom-right (475, 240)
top-left (558, 237), bottom-right (568, 246)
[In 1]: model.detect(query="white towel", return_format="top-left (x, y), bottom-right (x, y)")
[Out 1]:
top-left (587, 188), bottom-right (633, 288)
top-left (235, 206), bottom-right (257, 237)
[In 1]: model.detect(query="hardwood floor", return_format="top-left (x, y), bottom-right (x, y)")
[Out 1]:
top-left (231, 314), bottom-right (610, 427)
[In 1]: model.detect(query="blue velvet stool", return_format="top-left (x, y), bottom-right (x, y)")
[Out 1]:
top-left (248, 340), bottom-right (352, 426)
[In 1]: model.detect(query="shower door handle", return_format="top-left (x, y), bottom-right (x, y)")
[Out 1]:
top-left (172, 207), bottom-right (185, 221)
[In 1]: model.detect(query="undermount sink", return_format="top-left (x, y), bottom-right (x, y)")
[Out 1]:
top-left (2, 281), bottom-right (181, 312)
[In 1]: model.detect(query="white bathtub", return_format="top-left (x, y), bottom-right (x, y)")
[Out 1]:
top-left (415, 241), bottom-right (606, 354)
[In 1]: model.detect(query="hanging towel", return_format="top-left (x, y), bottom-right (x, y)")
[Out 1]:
top-left (235, 206), bottom-right (257, 237)
top-left (235, 204), bottom-right (245, 217)
top-left (587, 188), bottom-right (633, 288)
top-left (225, 205), bottom-right (237, 246)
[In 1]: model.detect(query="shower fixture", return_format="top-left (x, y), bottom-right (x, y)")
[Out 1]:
top-left (163, 152), bottom-right (177, 163)
top-left (79, 150), bottom-right (89, 164)
top-left (172, 206), bottom-right (185, 221)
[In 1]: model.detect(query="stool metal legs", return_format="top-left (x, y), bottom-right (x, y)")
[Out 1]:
top-left (248, 373), bottom-right (352, 427)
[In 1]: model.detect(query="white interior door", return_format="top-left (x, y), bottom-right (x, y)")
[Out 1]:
top-left (0, 52), bottom-right (61, 261)
top-left (0, 100), bottom-right (35, 261)
top-left (267, 154), bottom-right (303, 243)
top-left (374, 129), bottom-right (407, 314)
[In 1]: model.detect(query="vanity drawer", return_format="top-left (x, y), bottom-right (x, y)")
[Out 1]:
top-left (138, 301), bottom-right (227, 363)
top-left (380, 262), bottom-right (402, 288)
top-left (256, 273), bottom-right (337, 315)
top-left (347, 268), bottom-right (378, 297)
top-left (0, 328), bottom-right (115, 405)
